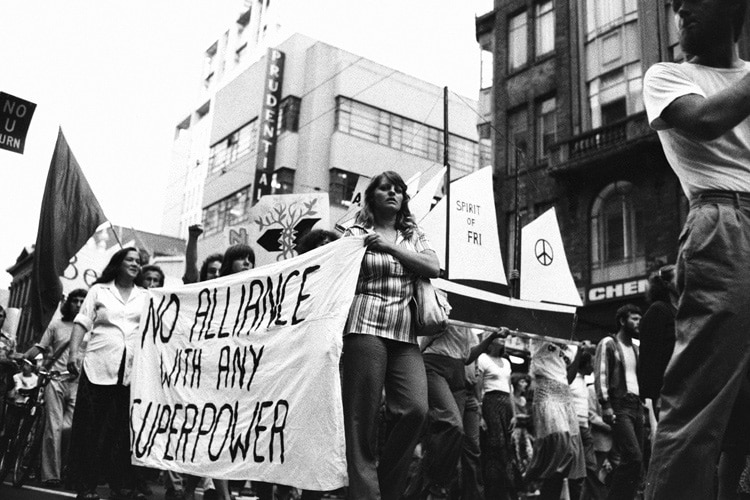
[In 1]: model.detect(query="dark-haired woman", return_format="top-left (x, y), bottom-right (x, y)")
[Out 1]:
top-left (220, 244), bottom-right (255, 276)
top-left (67, 247), bottom-right (149, 500)
top-left (342, 170), bottom-right (439, 500)
top-left (23, 288), bottom-right (87, 486)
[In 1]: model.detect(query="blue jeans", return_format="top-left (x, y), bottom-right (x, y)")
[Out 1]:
top-left (646, 197), bottom-right (750, 499)
top-left (342, 334), bottom-right (428, 500)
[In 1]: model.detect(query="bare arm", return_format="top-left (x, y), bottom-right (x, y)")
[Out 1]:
top-left (662, 73), bottom-right (750, 140)
top-left (466, 328), bottom-right (509, 365)
top-left (23, 345), bottom-right (43, 360)
top-left (66, 323), bottom-right (87, 378)
top-left (183, 224), bottom-right (203, 284)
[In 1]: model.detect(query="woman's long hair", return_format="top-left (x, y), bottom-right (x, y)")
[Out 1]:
top-left (95, 246), bottom-right (143, 286)
top-left (355, 171), bottom-right (418, 238)
top-left (219, 244), bottom-right (256, 277)
top-left (199, 254), bottom-right (223, 282)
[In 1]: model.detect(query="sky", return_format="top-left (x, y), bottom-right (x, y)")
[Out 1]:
top-left (0, 0), bottom-right (490, 288)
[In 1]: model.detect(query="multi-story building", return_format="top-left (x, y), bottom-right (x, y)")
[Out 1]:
top-left (476, 1), bottom-right (750, 340)
top-left (164, 32), bottom-right (482, 258)
top-left (163, 0), bottom-right (287, 238)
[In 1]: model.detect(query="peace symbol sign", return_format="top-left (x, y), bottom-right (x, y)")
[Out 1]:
top-left (535, 239), bottom-right (554, 266)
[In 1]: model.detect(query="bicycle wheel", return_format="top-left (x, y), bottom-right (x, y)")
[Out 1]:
top-left (12, 412), bottom-right (43, 487)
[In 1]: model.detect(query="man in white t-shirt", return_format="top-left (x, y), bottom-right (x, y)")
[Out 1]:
top-left (642, 0), bottom-right (750, 498)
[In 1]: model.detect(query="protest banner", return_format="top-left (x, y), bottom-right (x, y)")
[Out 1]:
top-left (130, 237), bottom-right (366, 490)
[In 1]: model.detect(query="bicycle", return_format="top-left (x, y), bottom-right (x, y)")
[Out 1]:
top-left (0, 360), bottom-right (70, 487)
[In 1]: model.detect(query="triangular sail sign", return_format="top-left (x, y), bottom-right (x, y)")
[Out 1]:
top-left (520, 208), bottom-right (582, 306)
top-left (409, 167), bottom-right (445, 222)
top-left (419, 166), bottom-right (506, 286)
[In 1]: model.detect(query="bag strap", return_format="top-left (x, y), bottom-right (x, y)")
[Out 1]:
top-left (44, 340), bottom-right (70, 370)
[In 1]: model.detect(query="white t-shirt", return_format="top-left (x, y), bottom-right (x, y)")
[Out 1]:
top-left (570, 372), bottom-right (589, 427)
top-left (422, 325), bottom-right (479, 360)
top-left (618, 339), bottom-right (639, 396)
top-left (476, 353), bottom-right (511, 394)
top-left (643, 60), bottom-right (750, 200)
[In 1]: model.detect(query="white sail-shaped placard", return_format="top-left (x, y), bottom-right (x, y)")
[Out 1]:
top-left (419, 166), bottom-right (507, 285)
top-left (409, 167), bottom-right (445, 222)
top-left (520, 208), bottom-right (582, 306)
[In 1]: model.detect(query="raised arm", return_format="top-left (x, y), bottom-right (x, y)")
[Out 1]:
top-left (466, 328), bottom-right (509, 365)
top-left (183, 224), bottom-right (203, 284)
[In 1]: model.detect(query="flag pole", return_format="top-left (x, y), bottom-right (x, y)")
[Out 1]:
top-left (109, 221), bottom-right (123, 249)
top-left (443, 86), bottom-right (450, 280)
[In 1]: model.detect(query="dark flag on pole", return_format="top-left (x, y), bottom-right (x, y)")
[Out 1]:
top-left (29, 128), bottom-right (107, 335)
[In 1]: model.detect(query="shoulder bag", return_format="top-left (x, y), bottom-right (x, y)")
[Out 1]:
top-left (411, 278), bottom-right (451, 337)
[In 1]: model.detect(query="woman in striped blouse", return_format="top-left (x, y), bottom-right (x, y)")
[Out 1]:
top-left (342, 171), bottom-right (440, 500)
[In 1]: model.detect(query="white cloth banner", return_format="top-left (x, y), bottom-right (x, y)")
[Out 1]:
top-left (130, 238), bottom-right (367, 490)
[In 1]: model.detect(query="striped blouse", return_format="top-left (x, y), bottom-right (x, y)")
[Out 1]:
top-left (344, 224), bottom-right (433, 344)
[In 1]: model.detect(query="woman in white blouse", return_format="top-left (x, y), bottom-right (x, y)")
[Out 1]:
top-left (476, 337), bottom-right (517, 500)
top-left (67, 247), bottom-right (149, 500)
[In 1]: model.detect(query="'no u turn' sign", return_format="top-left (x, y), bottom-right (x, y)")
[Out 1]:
top-left (0, 92), bottom-right (37, 154)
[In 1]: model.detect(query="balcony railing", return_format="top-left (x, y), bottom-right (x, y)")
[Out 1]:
top-left (548, 112), bottom-right (655, 173)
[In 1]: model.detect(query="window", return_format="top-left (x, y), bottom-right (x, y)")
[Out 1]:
top-left (329, 169), bottom-right (360, 206)
top-left (588, 63), bottom-right (643, 128)
top-left (590, 181), bottom-right (646, 283)
top-left (535, 1), bottom-right (555, 57)
top-left (235, 43), bottom-right (247, 65)
top-left (335, 96), bottom-right (480, 174)
top-left (202, 187), bottom-right (253, 236)
top-left (585, 0), bottom-right (638, 34)
top-left (508, 11), bottom-right (528, 71)
top-left (208, 119), bottom-right (258, 175)
top-left (271, 168), bottom-right (295, 194)
top-left (480, 47), bottom-right (494, 89)
top-left (507, 108), bottom-right (528, 174)
top-left (278, 96), bottom-right (301, 133)
top-left (478, 122), bottom-right (493, 168)
top-left (536, 97), bottom-right (556, 160)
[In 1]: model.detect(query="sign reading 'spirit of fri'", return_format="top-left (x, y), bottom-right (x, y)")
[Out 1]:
top-left (0, 92), bottom-right (37, 154)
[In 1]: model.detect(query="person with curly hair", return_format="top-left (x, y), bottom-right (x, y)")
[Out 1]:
top-left (342, 170), bottom-right (439, 500)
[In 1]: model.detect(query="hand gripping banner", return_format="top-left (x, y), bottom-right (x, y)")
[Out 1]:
top-left (130, 238), bottom-right (366, 490)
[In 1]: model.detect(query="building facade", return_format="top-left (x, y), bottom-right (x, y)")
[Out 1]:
top-left (476, 0), bottom-right (750, 340)
top-left (164, 32), bottom-right (482, 258)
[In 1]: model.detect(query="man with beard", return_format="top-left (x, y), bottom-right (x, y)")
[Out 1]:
top-left (594, 304), bottom-right (642, 500)
top-left (642, 0), bottom-right (750, 498)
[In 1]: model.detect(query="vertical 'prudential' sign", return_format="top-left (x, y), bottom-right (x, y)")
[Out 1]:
top-left (254, 48), bottom-right (286, 203)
